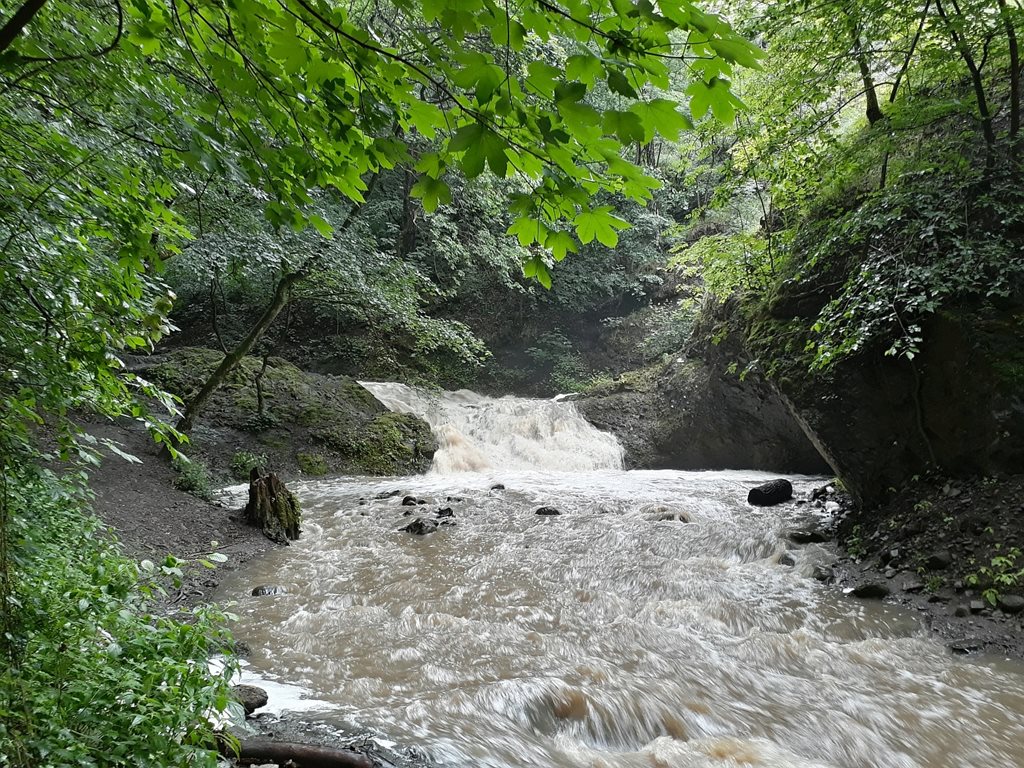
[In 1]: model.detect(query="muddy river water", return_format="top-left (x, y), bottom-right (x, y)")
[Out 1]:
top-left (217, 385), bottom-right (1024, 768)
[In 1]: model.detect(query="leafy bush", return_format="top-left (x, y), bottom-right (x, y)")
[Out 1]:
top-left (0, 475), bottom-right (236, 767)
top-left (296, 452), bottom-right (329, 476)
top-left (230, 451), bottom-right (267, 481)
top-left (172, 455), bottom-right (213, 500)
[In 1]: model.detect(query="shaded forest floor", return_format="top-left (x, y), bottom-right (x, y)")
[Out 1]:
top-left (834, 474), bottom-right (1024, 658)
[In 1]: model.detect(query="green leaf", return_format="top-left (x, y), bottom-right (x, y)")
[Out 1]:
top-left (545, 230), bottom-right (579, 261)
top-left (567, 54), bottom-right (604, 85)
top-left (629, 98), bottom-right (692, 141)
top-left (411, 175), bottom-right (452, 212)
top-left (574, 207), bottom-right (630, 247)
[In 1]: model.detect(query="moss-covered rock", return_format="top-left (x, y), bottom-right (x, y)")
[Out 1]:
top-left (141, 347), bottom-right (437, 479)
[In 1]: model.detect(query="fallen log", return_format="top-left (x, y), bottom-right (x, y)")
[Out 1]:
top-left (230, 739), bottom-right (374, 768)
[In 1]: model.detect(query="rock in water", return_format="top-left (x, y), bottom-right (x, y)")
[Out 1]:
top-left (747, 479), bottom-right (793, 506)
top-left (232, 684), bottom-right (269, 717)
top-left (402, 517), bottom-right (438, 535)
top-left (535, 506), bottom-right (561, 516)
top-left (244, 468), bottom-right (301, 544)
top-left (251, 585), bottom-right (287, 597)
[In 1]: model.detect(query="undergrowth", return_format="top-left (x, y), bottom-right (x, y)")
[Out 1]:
top-left (0, 470), bottom-right (237, 767)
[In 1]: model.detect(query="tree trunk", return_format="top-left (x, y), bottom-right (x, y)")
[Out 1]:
top-left (244, 468), bottom-right (300, 543)
top-left (0, 0), bottom-right (48, 56)
top-left (997, 0), bottom-right (1021, 141)
top-left (176, 271), bottom-right (299, 434)
top-left (225, 739), bottom-right (372, 768)
top-left (936, 0), bottom-right (997, 152)
top-left (398, 169), bottom-right (417, 257)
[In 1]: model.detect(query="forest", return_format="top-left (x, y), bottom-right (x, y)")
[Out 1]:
top-left (1, 0), bottom-right (1022, 765)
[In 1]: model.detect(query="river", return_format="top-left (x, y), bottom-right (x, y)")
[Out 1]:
top-left (217, 384), bottom-right (1024, 768)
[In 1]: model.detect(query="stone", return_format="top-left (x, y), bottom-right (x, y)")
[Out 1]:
top-left (778, 552), bottom-right (796, 567)
top-left (969, 600), bottom-right (986, 614)
top-left (490, 483), bottom-right (505, 491)
top-left (788, 523), bottom-right (829, 544)
top-left (435, 507), bottom-right (455, 518)
top-left (925, 551), bottom-right (953, 570)
top-left (535, 506), bottom-right (561, 516)
top-left (900, 574), bottom-right (925, 593)
top-left (232, 684), bottom-right (269, 717)
top-left (401, 517), bottom-right (438, 535)
top-left (401, 495), bottom-right (419, 506)
top-left (251, 585), bottom-right (287, 597)
top-left (954, 605), bottom-right (970, 617)
top-left (747, 479), bottom-right (793, 507)
top-left (374, 489), bottom-right (403, 499)
top-left (997, 594), bottom-right (1024, 614)
top-left (851, 582), bottom-right (890, 599)
top-left (812, 564), bottom-right (834, 582)
top-left (948, 639), bottom-right (981, 654)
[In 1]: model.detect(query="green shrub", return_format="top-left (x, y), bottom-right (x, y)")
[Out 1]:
top-left (296, 452), bottom-right (329, 476)
top-left (0, 474), bottom-right (236, 767)
top-left (230, 450), bottom-right (267, 480)
top-left (172, 455), bottom-right (213, 499)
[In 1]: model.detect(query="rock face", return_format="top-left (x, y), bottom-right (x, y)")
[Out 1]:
top-left (577, 358), bottom-right (829, 474)
top-left (748, 479), bottom-right (794, 507)
top-left (758, 299), bottom-right (1024, 506)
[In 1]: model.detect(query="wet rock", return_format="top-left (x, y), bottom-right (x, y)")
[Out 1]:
top-left (812, 564), bottom-right (834, 582)
top-left (446, 496), bottom-right (464, 502)
top-left (232, 684), bottom-right (269, 717)
top-left (948, 638), bottom-right (981, 654)
top-left (375, 490), bottom-right (403, 499)
top-left (251, 585), bottom-right (288, 597)
top-left (233, 640), bottom-right (253, 658)
top-left (811, 485), bottom-right (831, 501)
top-left (401, 495), bottom-right (419, 506)
top-left (401, 517), bottom-right (439, 535)
top-left (435, 507), bottom-right (455, 518)
top-left (969, 600), bottom-right (986, 614)
top-left (747, 479), bottom-right (793, 507)
top-left (925, 551), bottom-right (953, 570)
top-left (851, 582), bottom-right (890, 599)
top-left (778, 552), bottom-right (797, 567)
top-left (997, 595), bottom-right (1024, 614)
top-left (898, 574), bottom-right (925, 593)
top-left (535, 506), bottom-right (561, 516)
top-left (954, 604), bottom-right (971, 617)
top-left (490, 483), bottom-right (505, 491)
top-left (787, 521), bottom-right (830, 544)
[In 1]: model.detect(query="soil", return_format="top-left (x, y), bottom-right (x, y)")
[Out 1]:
top-left (84, 415), bottom-right (273, 607)
top-left (829, 473), bottom-right (1024, 659)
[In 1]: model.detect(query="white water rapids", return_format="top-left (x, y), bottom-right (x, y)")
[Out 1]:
top-left (218, 384), bottom-right (1024, 767)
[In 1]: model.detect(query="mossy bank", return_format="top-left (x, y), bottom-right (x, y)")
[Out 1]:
top-left (138, 347), bottom-right (436, 483)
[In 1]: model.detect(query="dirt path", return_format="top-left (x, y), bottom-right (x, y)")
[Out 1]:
top-left (84, 417), bottom-right (272, 604)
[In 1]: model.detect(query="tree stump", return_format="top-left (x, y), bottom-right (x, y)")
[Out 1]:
top-left (244, 467), bottom-right (301, 543)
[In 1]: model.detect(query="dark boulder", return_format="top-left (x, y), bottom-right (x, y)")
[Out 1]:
top-left (375, 489), bottom-right (403, 499)
top-left (435, 507), bottom-right (455, 518)
top-left (778, 552), bottom-right (797, 567)
top-left (402, 517), bottom-right (438, 535)
top-left (535, 506), bottom-right (561, 516)
top-left (232, 684), bottom-right (269, 717)
top-left (851, 582), bottom-right (890, 599)
top-left (401, 495), bottom-right (419, 506)
top-left (490, 483), bottom-right (505, 491)
top-left (998, 595), bottom-right (1024, 614)
top-left (924, 551), bottom-right (953, 570)
top-left (748, 479), bottom-right (793, 506)
top-left (251, 585), bottom-right (288, 597)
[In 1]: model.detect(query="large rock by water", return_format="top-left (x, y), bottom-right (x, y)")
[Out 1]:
top-left (577, 358), bottom-right (828, 474)
top-left (135, 347), bottom-right (436, 479)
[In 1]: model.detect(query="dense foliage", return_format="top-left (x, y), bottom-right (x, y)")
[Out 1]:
top-left (0, 472), bottom-right (235, 767)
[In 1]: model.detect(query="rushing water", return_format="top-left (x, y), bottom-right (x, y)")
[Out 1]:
top-left (218, 385), bottom-right (1024, 768)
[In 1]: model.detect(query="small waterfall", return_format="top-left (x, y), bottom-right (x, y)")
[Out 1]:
top-left (359, 382), bottom-right (624, 474)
